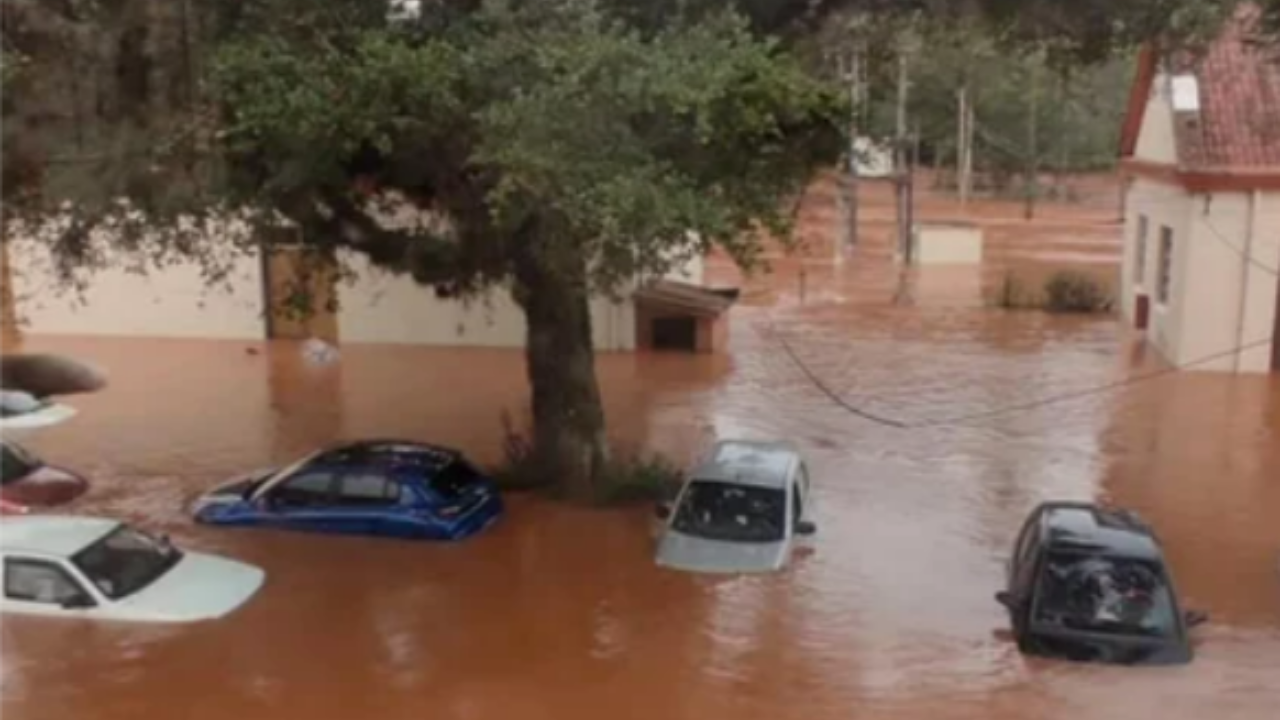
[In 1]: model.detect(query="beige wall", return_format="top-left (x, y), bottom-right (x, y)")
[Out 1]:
top-left (6, 236), bottom-right (266, 340)
top-left (1133, 72), bottom-right (1179, 164)
top-left (1122, 181), bottom-right (1280, 373)
top-left (1183, 191), bottom-right (1280, 372)
top-left (335, 252), bottom-right (638, 350)
top-left (1122, 176), bottom-right (1191, 364)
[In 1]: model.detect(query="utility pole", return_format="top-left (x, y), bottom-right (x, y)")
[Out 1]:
top-left (894, 38), bottom-right (912, 264)
top-left (957, 83), bottom-right (974, 209)
top-left (836, 41), bottom-right (865, 265)
top-left (1023, 57), bottom-right (1040, 221)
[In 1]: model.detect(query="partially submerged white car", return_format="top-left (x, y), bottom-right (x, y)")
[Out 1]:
top-left (0, 516), bottom-right (265, 623)
top-left (654, 440), bottom-right (816, 574)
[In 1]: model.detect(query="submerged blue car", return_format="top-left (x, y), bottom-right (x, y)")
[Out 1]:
top-left (190, 440), bottom-right (503, 541)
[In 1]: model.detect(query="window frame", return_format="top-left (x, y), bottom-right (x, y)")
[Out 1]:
top-left (4, 556), bottom-right (98, 608)
top-left (334, 469), bottom-right (403, 507)
top-left (1156, 226), bottom-right (1174, 306)
top-left (1134, 215), bottom-right (1149, 285)
top-left (268, 467), bottom-right (338, 508)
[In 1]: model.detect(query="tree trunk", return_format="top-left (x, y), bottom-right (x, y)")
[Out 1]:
top-left (512, 230), bottom-right (609, 502)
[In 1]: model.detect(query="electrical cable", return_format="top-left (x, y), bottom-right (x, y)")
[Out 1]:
top-left (767, 319), bottom-right (909, 428)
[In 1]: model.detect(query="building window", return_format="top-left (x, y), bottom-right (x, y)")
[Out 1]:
top-left (1134, 215), bottom-right (1149, 284)
top-left (1156, 226), bottom-right (1174, 305)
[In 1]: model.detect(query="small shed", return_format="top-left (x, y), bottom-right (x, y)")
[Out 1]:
top-left (633, 280), bottom-right (739, 353)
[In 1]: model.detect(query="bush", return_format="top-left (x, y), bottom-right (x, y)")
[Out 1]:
top-left (989, 271), bottom-right (1041, 310)
top-left (989, 270), bottom-right (1113, 314)
top-left (1042, 270), bottom-right (1113, 314)
top-left (490, 410), bottom-right (684, 506)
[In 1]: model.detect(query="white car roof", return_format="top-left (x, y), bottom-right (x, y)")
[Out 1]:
top-left (0, 516), bottom-right (119, 557)
top-left (689, 439), bottom-right (801, 489)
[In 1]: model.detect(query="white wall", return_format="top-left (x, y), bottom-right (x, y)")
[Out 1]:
top-left (1182, 190), bottom-right (1280, 372)
top-left (7, 236), bottom-right (266, 340)
top-left (1122, 176), bottom-right (1191, 365)
top-left (335, 252), bottom-right (638, 350)
top-left (1133, 73), bottom-right (1179, 164)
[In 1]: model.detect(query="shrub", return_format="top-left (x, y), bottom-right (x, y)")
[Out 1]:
top-left (1042, 270), bottom-right (1113, 313)
top-left (490, 410), bottom-right (684, 506)
top-left (990, 271), bottom-right (1041, 310)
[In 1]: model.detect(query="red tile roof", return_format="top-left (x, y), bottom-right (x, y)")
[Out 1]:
top-left (1122, 4), bottom-right (1280, 172)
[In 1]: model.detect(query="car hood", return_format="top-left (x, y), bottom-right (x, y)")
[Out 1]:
top-left (191, 468), bottom-right (275, 513)
top-left (1025, 628), bottom-right (1191, 666)
top-left (655, 530), bottom-right (789, 575)
top-left (116, 552), bottom-right (265, 622)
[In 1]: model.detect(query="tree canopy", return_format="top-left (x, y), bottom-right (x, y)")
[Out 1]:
top-left (4, 0), bottom-right (1277, 499)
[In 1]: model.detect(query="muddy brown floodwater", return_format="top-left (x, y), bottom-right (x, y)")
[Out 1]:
top-left (4, 174), bottom-right (1280, 720)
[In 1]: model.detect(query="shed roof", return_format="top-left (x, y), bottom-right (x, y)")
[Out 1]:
top-left (633, 280), bottom-right (738, 318)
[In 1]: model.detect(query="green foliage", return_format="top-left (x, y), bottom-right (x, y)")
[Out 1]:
top-left (989, 270), bottom-right (1113, 313)
top-left (857, 20), bottom-right (1136, 179)
top-left (491, 409), bottom-right (683, 505)
top-left (207, 0), bottom-right (846, 297)
top-left (1042, 270), bottom-right (1114, 314)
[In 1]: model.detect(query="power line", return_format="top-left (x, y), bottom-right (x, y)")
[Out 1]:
top-left (768, 318), bottom-right (1274, 430)
top-left (768, 320), bottom-right (908, 428)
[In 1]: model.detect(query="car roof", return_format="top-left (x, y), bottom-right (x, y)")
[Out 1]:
top-left (0, 515), bottom-right (119, 557)
top-left (308, 439), bottom-right (461, 474)
top-left (1038, 502), bottom-right (1163, 562)
top-left (689, 440), bottom-right (801, 490)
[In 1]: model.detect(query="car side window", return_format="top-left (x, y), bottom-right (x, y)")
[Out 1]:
top-left (4, 558), bottom-right (95, 607)
top-left (336, 472), bottom-right (401, 507)
top-left (272, 470), bottom-right (335, 508)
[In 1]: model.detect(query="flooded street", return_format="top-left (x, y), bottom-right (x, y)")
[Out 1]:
top-left (4, 175), bottom-right (1280, 719)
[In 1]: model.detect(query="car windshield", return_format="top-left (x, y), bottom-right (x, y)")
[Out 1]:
top-left (0, 443), bottom-right (42, 485)
top-left (671, 480), bottom-right (787, 543)
top-left (1033, 551), bottom-right (1178, 639)
top-left (71, 525), bottom-right (184, 600)
top-left (431, 460), bottom-right (482, 499)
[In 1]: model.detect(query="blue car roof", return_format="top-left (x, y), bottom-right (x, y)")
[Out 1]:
top-left (313, 439), bottom-right (461, 473)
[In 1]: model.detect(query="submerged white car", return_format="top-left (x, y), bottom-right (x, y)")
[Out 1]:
top-left (654, 440), bottom-right (816, 574)
top-left (0, 516), bottom-right (265, 623)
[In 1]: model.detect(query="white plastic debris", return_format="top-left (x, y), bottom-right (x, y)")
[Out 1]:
top-left (301, 337), bottom-right (339, 366)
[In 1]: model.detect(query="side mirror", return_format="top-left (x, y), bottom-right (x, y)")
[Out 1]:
top-left (60, 594), bottom-right (95, 610)
top-left (654, 503), bottom-right (671, 521)
top-left (1185, 609), bottom-right (1209, 628)
top-left (994, 591), bottom-right (1018, 610)
top-left (794, 520), bottom-right (817, 536)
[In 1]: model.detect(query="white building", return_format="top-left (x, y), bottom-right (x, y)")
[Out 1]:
top-left (1, 222), bottom-right (735, 354)
top-left (1118, 7), bottom-right (1280, 373)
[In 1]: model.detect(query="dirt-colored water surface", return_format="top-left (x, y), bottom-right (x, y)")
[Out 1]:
top-left (3, 174), bottom-right (1279, 720)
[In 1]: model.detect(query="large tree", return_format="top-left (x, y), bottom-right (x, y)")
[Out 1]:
top-left (5, 0), bottom-right (1271, 501)
top-left (7, 0), bottom-right (847, 500)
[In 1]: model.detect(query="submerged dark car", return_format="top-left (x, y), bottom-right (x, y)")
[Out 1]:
top-left (995, 501), bottom-right (1208, 666)
top-left (0, 440), bottom-right (89, 510)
